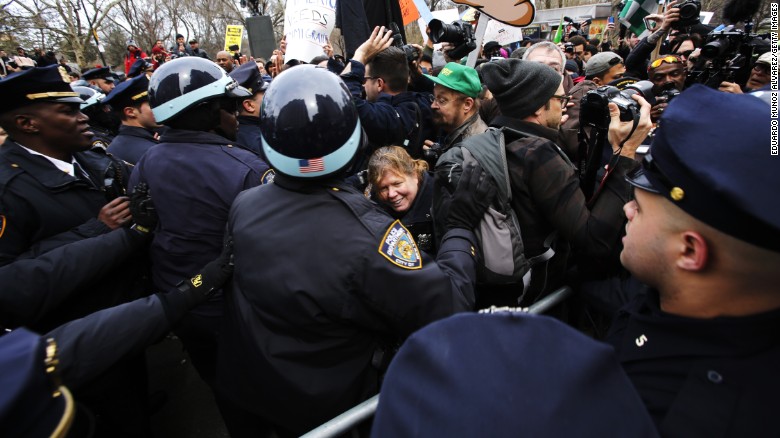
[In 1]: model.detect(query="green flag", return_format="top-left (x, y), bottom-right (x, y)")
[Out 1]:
top-left (552, 15), bottom-right (564, 43)
top-left (619, 0), bottom-right (658, 36)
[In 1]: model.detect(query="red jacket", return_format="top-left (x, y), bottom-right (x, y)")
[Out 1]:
top-left (124, 49), bottom-right (148, 75)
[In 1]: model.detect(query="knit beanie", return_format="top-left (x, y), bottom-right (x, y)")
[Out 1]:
top-left (481, 59), bottom-right (563, 119)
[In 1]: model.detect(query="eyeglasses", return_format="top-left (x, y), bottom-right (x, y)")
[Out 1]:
top-left (648, 55), bottom-right (683, 70)
top-left (753, 63), bottom-right (770, 75)
top-left (676, 50), bottom-right (694, 59)
top-left (363, 76), bottom-right (381, 84)
top-left (551, 94), bottom-right (571, 106)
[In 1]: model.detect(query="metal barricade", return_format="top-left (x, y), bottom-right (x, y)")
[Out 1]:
top-left (300, 286), bottom-right (574, 438)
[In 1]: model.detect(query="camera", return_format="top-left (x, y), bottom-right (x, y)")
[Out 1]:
top-left (422, 142), bottom-right (444, 168)
top-left (429, 19), bottom-right (477, 60)
top-left (564, 42), bottom-right (574, 53)
top-left (689, 28), bottom-right (765, 88)
top-left (672, 0), bottom-right (701, 29)
top-left (580, 81), bottom-right (655, 128)
top-left (387, 22), bottom-right (420, 64)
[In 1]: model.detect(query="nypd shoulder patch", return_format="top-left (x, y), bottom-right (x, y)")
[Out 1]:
top-left (261, 168), bottom-right (276, 185)
top-left (378, 220), bottom-right (422, 270)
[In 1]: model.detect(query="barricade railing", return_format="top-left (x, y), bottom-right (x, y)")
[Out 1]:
top-left (300, 286), bottom-right (574, 438)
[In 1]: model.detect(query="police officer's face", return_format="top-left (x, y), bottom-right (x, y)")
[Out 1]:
top-left (22, 102), bottom-right (93, 151)
top-left (431, 85), bottom-right (471, 134)
top-left (376, 170), bottom-right (420, 214)
top-left (136, 101), bottom-right (160, 130)
top-left (621, 189), bottom-right (670, 286)
top-left (93, 78), bottom-right (115, 94)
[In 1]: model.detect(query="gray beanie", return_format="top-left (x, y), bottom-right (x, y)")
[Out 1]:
top-left (481, 59), bottom-right (562, 119)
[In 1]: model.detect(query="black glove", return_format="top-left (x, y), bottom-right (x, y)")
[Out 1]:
top-left (179, 237), bottom-right (234, 298)
top-left (446, 162), bottom-right (497, 231)
top-left (129, 182), bottom-right (157, 233)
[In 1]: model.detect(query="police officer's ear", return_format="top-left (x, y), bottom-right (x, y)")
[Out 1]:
top-left (12, 113), bottom-right (40, 134)
top-left (240, 98), bottom-right (256, 114)
top-left (675, 230), bottom-right (709, 272)
top-left (123, 106), bottom-right (137, 120)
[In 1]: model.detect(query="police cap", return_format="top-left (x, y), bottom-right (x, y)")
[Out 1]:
top-left (373, 312), bottom-right (658, 437)
top-left (228, 62), bottom-right (268, 96)
top-left (127, 58), bottom-right (152, 78)
top-left (627, 85), bottom-right (779, 252)
top-left (0, 65), bottom-right (83, 114)
top-left (102, 74), bottom-right (150, 111)
top-left (0, 328), bottom-right (75, 437)
top-left (81, 66), bottom-right (115, 82)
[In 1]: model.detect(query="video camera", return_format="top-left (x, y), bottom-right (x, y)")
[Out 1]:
top-left (429, 19), bottom-right (476, 60)
top-left (687, 26), bottom-right (767, 89)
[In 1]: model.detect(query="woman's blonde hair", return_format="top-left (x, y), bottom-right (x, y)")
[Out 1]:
top-left (367, 146), bottom-right (428, 189)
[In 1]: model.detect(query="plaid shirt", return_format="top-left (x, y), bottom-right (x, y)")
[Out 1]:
top-left (493, 116), bottom-right (637, 299)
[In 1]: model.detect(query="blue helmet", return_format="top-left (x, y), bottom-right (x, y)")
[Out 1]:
top-left (260, 65), bottom-right (364, 179)
top-left (148, 56), bottom-right (250, 124)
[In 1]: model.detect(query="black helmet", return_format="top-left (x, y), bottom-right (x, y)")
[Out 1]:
top-left (260, 65), bottom-right (363, 178)
top-left (148, 56), bottom-right (250, 124)
top-left (70, 85), bottom-right (105, 110)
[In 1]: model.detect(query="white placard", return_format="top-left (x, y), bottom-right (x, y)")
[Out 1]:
top-left (483, 19), bottom-right (524, 47)
top-left (283, 0), bottom-right (337, 63)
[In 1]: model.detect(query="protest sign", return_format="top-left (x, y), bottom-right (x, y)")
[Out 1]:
top-left (283, 0), bottom-right (336, 63)
top-left (224, 25), bottom-right (244, 52)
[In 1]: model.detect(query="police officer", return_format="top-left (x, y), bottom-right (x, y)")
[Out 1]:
top-left (129, 56), bottom-right (269, 387)
top-left (0, 236), bottom-right (234, 437)
top-left (71, 85), bottom-right (118, 149)
top-left (228, 61), bottom-right (269, 156)
top-left (215, 65), bottom-right (496, 437)
top-left (81, 66), bottom-right (116, 94)
top-left (0, 65), bottom-right (152, 436)
top-left (608, 86), bottom-right (779, 435)
top-left (102, 74), bottom-right (159, 164)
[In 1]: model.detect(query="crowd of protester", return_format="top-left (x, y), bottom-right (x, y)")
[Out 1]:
top-left (0, 6), bottom-right (776, 437)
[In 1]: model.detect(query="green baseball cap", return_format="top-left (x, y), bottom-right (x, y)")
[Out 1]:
top-left (425, 62), bottom-right (481, 99)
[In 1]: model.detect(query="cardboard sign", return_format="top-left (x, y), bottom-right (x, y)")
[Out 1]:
top-left (400, 0), bottom-right (420, 26)
top-left (483, 18), bottom-right (524, 46)
top-left (224, 25), bottom-right (244, 52)
top-left (283, 0), bottom-right (336, 63)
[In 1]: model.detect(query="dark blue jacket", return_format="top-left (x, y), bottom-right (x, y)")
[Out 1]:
top-left (129, 129), bottom-right (269, 316)
top-left (341, 60), bottom-right (435, 159)
top-left (235, 115), bottom-right (263, 155)
top-left (107, 124), bottom-right (158, 164)
top-left (216, 174), bottom-right (478, 436)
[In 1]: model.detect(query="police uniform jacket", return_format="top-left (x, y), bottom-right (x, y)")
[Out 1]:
top-left (235, 115), bottom-right (263, 155)
top-left (494, 116), bottom-right (636, 302)
top-left (88, 125), bottom-right (115, 151)
top-left (342, 60), bottom-right (435, 159)
top-left (128, 128), bottom-right (269, 316)
top-left (0, 140), bottom-right (148, 332)
top-left (0, 228), bottom-right (148, 329)
top-left (107, 124), bottom-right (158, 164)
top-left (606, 289), bottom-right (780, 437)
top-left (216, 175), bottom-right (478, 436)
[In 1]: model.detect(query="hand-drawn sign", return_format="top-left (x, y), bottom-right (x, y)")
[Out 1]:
top-left (452, 0), bottom-right (536, 27)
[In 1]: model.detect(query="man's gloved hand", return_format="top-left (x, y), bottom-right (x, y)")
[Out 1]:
top-left (180, 237), bottom-right (235, 297)
top-left (129, 182), bottom-right (158, 234)
top-left (446, 162), bottom-right (497, 231)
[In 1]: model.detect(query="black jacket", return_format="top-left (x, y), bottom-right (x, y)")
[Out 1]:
top-left (217, 175), bottom-right (478, 436)
top-left (0, 140), bottom-right (149, 332)
top-left (607, 289), bottom-right (780, 437)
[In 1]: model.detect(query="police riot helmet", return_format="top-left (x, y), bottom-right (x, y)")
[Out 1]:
top-left (260, 65), bottom-right (364, 179)
top-left (148, 56), bottom-right (250, 124)
top-left (71, 85), bottom-right (105, 110)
